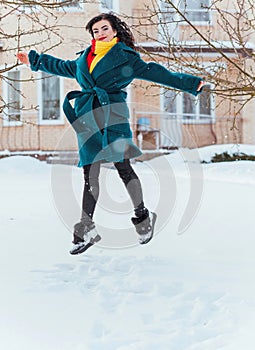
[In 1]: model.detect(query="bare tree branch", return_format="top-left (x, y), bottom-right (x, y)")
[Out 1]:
top-left (126, 0), bottom-right (255, 119)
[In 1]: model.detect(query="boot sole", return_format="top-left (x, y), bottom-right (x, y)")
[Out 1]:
top-left (70, 234), bottom-right (101, 255)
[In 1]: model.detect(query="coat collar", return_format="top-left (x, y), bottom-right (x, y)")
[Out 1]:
top-left (77, 42), bottom-right (133, 83)
top-left (91, 42), bottom-right (130, 80)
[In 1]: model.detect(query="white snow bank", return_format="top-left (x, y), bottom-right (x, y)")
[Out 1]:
top-left (0, 155), bottom-right (49, 174)
top-left (161, 144), bottom-right (255, 184)
top-left (197, 143), bottom-right (255, 162)
top-left (1, 145), bottom-right (255, 350)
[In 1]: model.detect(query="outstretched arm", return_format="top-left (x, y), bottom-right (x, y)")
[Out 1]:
top-left (17, 50), bottom-right (77, 79)
top-left (131, 53), bottom-right (204, 96)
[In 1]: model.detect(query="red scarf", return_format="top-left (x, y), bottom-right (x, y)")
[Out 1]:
top-left (87, 39), bottom-right (96, 71)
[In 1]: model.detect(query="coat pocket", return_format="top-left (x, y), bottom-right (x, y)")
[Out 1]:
top-left (107, 122), bottom-right (132, 139)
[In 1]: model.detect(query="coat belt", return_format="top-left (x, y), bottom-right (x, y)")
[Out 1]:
top-left (63, 87), bottom-right (125, 148)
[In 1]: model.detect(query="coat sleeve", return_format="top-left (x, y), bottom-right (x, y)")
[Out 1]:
top-left (28, 50), bottom-right (77, 78)
top-left (131, 52), bottom-right (203, 96)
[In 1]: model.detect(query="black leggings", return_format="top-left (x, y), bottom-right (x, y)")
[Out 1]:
top-left (81, 159), bottom-right (147, 222)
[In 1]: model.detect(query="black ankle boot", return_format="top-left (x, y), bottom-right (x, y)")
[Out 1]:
top-left (131, 212), bottom-right (157, 244)
top-left (72, 220), bottom-right (95, 244)
top-left (70, 220), bottom-right (101, 255)
top-left (134, 202), bottom-right (149, 218)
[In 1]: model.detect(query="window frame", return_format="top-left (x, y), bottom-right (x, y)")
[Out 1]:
top-left (37, 72), bottom-right (64, 125)
top-left (161, 83), bottom-right (215, 124)
top-left (2, 67), bottom-right (23, 127)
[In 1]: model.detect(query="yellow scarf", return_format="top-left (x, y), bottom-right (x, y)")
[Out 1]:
top-left (89, 37), bottom-right (118, 73)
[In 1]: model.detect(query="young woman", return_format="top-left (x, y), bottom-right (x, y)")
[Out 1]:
top-left (17, 13), bottom-right (204, 255)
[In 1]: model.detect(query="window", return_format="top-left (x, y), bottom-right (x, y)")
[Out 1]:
top-left (183, 92), bottom-right (196, 120)
top-left (159, 1), bottom-right (179, 42)
top-left (160, 0), bottom-right (211, 24)
top-left (100, 0), bottom-right (119, 12)
top-left (179, 0), bottom-right (211, 23)
top-left (162, 85), bottom-right (214, 123)
top-left (163, 88), bottom-right (177, 114)
top-left (56, 0), bottom-right (83, 11)
top-left (100, 0), bottom-right (113, 10)
top-left (160, 1), bottom-right (178, 23)
top-left (39, 72), bottom-right (62, 124)
top-left (21, 5), bottom-right (37, 13)
top-left (22, 0), bottom-right (82, 13)
top-left (3, 69), bottom-right (22, 125)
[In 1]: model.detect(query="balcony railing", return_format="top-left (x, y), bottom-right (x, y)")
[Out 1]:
top-left (133, 110), bottom-right (242, 150)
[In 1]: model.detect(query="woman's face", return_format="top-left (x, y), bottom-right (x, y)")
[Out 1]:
top-left (91, 19), bottom-right (117, 42)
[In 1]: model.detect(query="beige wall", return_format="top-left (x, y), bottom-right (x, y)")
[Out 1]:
top-left (0, 1), bottom-right (148, 153)
top-left (0, 2), bottom-right (99, 152)
top-left (0, 0), bottom-right (254, 153)
top-left (130, 0), bottom-right (254, 149)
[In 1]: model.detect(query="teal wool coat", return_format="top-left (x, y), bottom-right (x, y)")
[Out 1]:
top-left (29, 42), bottom-right (203, 166)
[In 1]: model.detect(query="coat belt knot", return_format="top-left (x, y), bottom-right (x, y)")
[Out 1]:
top-left (83, 86), bottom-right (110, 106)
top-left (63, 87), bottom-right (123, 149)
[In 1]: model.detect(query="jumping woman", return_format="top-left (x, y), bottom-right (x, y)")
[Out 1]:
top-left (17, 13), bottom-right (204, 255)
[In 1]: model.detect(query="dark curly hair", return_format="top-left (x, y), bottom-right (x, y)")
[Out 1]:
top-left (85, 12), bottom-right (135, 50)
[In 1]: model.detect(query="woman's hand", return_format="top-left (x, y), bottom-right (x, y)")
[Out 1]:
top-left (16, 52), bottom-right (29, 65)
top-left (197, 80), bottom-right (205, 91)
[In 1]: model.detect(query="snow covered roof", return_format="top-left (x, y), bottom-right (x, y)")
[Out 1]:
top-left (136, 40), bottom-right (254, 57)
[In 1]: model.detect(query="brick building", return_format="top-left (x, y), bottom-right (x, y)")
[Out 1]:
top-left (0, 0), bottom-right (254, 159)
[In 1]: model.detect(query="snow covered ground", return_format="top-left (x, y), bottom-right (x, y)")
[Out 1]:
top-left (1, 144), bottom-right (255, 350)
